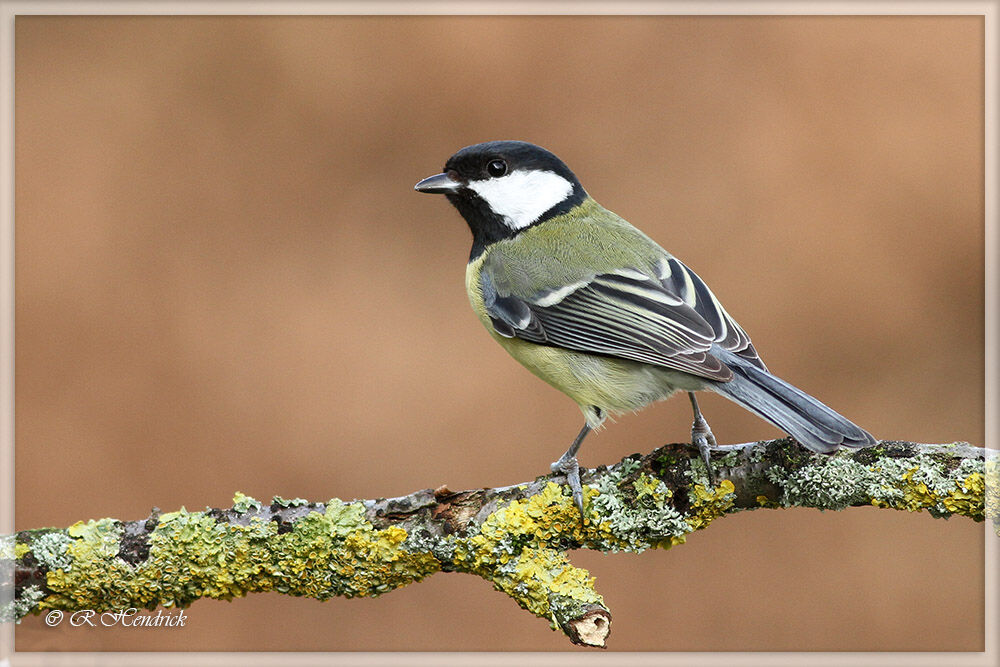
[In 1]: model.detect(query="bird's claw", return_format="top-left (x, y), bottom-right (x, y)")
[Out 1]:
top-left (551, 454), bottom-right (585, 520)
top-left (691, 416), bottom-right (717, 486)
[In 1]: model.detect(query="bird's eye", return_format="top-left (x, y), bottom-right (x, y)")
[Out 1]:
top-left (486, 159), bottom-right (507, 178)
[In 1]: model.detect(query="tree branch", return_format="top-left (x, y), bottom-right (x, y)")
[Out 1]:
top-left (3, 438), bottom-right (995, 648)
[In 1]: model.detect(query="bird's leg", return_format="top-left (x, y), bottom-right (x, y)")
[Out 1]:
top-left (688, 392), bottom-right (717, 486)
top-left (550, 422), bottom-right (592, 519)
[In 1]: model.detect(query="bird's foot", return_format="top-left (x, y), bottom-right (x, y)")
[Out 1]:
top-left (550, 453), bottom-right (585, 520)
top-left (691, 415), bottom-right (718, 486)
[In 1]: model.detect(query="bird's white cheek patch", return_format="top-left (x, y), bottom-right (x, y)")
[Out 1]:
top-left (467, 170), bottom-right (574, 230)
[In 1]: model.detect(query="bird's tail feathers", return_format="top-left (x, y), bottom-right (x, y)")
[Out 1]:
top-left (713, 356), bottom-right (876, 453)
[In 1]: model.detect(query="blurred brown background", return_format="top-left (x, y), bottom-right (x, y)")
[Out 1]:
top-left (14, 16), bottom-right (984, 652)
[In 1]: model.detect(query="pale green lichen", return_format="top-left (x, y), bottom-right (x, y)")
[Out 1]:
top-left (435, 462), bottom-right (740, 626)
top-left (985, 458), bottom-right (999, 535)
top-left (765, 456), bottom-right (874, 510)
top-left (588, 468), bottom-right (691, 552)
top-left (402, 527), bottom-right (457, 562)
top-left (762, 450), bottom-right (986, 519)
top-left (1, 584), bottom-right (45, 623)
top-left (8, 445), bottom-right (987, 629)
top-left (582, 456), bottom-right (738, 552)
top-left (716, 450), bottom-right (741, 469)
top-left (871, 453), bottom-right (986, 520)
top-left (685, 456), bottom-right (713, 486)
top-left (36, 496), bottom-right (440, 617)
top-left (30, 532), bottom-right (74, 572)
top-left (746, 442), bottom-right (769, 464)
top-left (272, 495), bottom-right (311, 508)
top-left (231, 492), bottom-right (262, 513)
top-left (0, 534), bottom-right (16, 560)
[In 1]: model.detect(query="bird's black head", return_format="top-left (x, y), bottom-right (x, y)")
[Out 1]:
top-left (415, 141), bottom-right (587, 259)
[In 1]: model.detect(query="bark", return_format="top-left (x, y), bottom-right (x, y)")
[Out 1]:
top-left (2, 438), bottom-right (994, 648)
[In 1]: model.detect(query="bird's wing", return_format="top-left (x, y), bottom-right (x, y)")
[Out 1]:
top-left (658, 257), bottom-right (766, 371)
top-left (481, 254), bottom-right (764, 382)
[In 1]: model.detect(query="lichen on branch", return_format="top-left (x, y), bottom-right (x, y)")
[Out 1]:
top-left (3, 438), bottom-right (994, 648)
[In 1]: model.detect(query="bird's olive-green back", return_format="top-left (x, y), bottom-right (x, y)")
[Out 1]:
top-left (477, 197), bottom-right (672, 297)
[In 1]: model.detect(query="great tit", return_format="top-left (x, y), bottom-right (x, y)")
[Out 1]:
top-left (415, 140), bottom-right (876, 515)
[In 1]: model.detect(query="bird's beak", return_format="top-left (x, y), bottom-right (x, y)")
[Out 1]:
top-left (414, 172), bottom-right (461, 194)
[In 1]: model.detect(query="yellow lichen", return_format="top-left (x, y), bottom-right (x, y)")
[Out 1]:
top-left (654, 534), bottom-right (688, 550)
top-left (755, 494), bottom-right (781, 509)
top-left (863, 464), bottom-right (988, 521)
top-left (32, 480), bottom-right (653, 625)
top-left (11, 443), bottom-right (992, 632)
top-left (899, 468), bottom-right (939, 512)
top-left (633, 473), bottom-right (670, 503)
top-left (450, 482), bottom-right (604, 622)
top-left (686, 480), bottom-right (736, 530)
top-left (940, 473), bottom-right (985, 521)
top-left (508, 546), bottom-right (601, 620)
top-left (39, 495), bottom-right (440, 614)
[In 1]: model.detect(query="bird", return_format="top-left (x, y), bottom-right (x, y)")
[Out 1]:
top-left (414, 140), bottom-right (876, 516)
